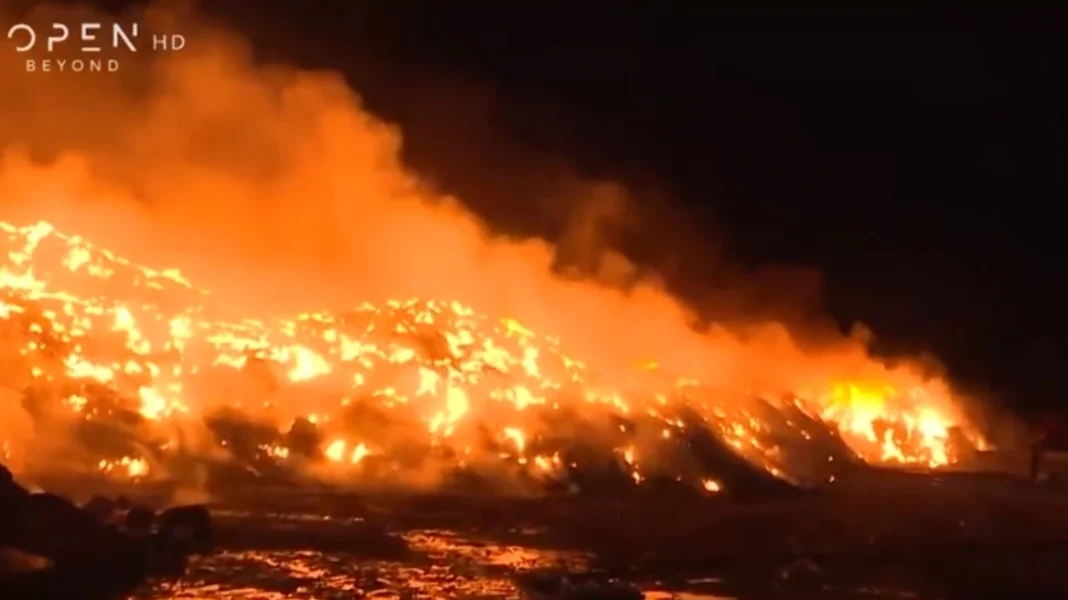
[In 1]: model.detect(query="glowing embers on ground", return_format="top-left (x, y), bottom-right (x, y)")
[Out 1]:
top-left (0, 220), bottom-right (984, 489)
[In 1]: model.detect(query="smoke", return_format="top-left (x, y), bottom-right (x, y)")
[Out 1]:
top-left (0, 1), bottom-right (990, 493)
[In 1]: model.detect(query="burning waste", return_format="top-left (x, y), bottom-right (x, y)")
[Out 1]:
top-left (0, 220), bottom-right (985, 494)
top-left (0, 2), bottom-right (989, 498)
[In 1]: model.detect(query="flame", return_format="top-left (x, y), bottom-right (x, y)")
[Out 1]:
top-left (0, 2), bottom-right (991, 493)
top-left (0, 220), bottom-right (986, 489)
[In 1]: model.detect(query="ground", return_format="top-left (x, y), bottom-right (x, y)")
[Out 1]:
top-left (10, 466), bottom-right (1062, 599)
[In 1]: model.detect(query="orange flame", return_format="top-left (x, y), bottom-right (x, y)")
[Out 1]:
top-left (0, 2), bottom-right (990, 492)
top-left (0, 220), bottom-right (985, 490)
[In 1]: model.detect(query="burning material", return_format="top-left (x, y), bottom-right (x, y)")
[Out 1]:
top-left (0, 220), bottom-right (985, 493)
top-left (0, 0), bottom-right (992, 496)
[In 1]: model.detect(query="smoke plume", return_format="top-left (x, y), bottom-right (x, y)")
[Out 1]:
top-left (0, 1), bottom-right (991, 492)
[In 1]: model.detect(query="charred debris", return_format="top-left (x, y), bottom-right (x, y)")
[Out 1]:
top-left (0, 462), bottom-right (211, 599)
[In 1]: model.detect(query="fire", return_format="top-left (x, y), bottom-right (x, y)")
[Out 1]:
top-left (0, 220), bottom-right (986, 490)
top-left (98, 456), bottom-right (149, 479)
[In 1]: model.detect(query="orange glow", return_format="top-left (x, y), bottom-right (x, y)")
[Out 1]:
top-left (701, 478), bottom-right (722, 493)
top-left (0, 221), bottom-right (986, 488)
top-left (0, 2), bottom-right (989, 491)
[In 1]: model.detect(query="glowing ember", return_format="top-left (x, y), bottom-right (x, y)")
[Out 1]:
top-left (98, 456), bottom-right (149, 479)
top-left (0, 220), bottom-right (986, 489)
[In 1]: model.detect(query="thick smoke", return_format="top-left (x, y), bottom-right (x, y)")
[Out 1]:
top-left (0, 1), bottom-right (988, 491)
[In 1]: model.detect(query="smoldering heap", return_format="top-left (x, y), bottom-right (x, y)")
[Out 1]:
top-left (0, 220), bottom-right (984, 497)
top-left (0, 2), bottom-right (990, 500)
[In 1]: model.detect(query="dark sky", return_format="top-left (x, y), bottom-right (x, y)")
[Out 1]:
top-left (83, 3), bottom-right (1068, 414)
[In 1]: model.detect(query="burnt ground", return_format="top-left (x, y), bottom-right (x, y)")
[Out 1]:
top-left (19, 466), bottom-right (1068, 599)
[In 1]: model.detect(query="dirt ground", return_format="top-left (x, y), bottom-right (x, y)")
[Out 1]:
top-left (14, 466), bottom-right (1068, 599)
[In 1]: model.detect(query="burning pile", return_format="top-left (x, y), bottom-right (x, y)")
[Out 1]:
top-left (0, 220), bottom-right (985, 494)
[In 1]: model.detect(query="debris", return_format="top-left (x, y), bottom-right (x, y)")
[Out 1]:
top-left (517, 569), bottom-right (644, 600)
top-left (125, 505), bottom-right (155, 537)
top-left (0, 461), bottom-right (208, 598)
top-left (158, 504), bottom-right (214, 555)
top-left (82, 495), bottom-right (117, 520)
top-left (778, 556), bottom-right (826, 581)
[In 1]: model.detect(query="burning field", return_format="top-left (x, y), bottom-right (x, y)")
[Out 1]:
top-left (0, 2), bottom-right (993, 500)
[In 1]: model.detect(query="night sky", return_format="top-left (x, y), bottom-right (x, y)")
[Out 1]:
top-left (71, 3), bottom-right (1068, 416)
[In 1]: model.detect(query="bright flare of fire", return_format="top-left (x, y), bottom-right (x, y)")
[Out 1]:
top-left (0, 220), bottom-right (985, 489)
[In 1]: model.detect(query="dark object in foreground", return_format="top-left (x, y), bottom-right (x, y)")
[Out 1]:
top-left (1031, 414), bottom-right (1068, 485)
top-left (0, 462), bottom-right (212, 599)
top-left (158, 504), bottom-right (214, 555)
top-left (517, 570), bottom-right (643, 600)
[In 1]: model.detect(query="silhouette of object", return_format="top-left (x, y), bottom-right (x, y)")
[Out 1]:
top-left (82, 495), bottom-right (117, 520)
top-left (158, 504), bottom-right (214, 555)
top-left (1032, 414), bottom-right (1068, 482)
top-left (125, 506), bottom-right (156, 537)
top-left (1, 462), bottom-right (207, 599)
top-left (1031, 441), bottom-right (1043, 480)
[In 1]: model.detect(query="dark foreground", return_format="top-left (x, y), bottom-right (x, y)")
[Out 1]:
top-left (6, 466), bottom-right (1068, 599)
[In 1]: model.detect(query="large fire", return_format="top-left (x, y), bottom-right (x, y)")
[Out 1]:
top-left (0, 219), bottom-right (985, 492)
top-left (0, 2), bottom-right (991, 496)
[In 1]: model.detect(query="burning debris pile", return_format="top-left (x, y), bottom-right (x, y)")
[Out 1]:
top-left (0, 220), bottom-right (984, 495)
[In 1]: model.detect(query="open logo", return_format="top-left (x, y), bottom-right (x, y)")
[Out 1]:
top-left (6, 22), bottom-right (186, 72)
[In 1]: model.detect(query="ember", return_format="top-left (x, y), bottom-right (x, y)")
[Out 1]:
top-left (0, 220), bottom-right (986, 491)
top-left (0, 1), bottom-right (991, 495)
